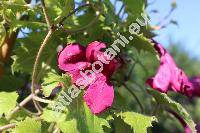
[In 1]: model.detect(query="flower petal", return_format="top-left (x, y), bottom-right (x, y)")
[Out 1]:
top-left (86, 41), bottom-right (106, 62)
top-left (154, 43), bottom-right (166, 56)
top-left (147, 42), bottom-right (192, 95)
top-left (58, 43), bottom-right (86, 72)
top-left (86, 41), bottom-right (119, 77)
top-left (83, 74), bottom-right (114, 114)
top-left (147, 58), bottom-right (171, 93)
top-left (67, 62), bottom-right (94, 86)
top-left (164, 53), bottom-right (192, 93)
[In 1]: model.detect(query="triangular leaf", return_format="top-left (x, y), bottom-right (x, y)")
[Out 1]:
top-left (116, 111), bottom-right (157, 133)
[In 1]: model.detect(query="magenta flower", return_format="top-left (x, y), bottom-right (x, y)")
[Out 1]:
top-left (146, 42), bottom-right (192, 95)
top-left (58, 41), bottom-right (118, 114)
top-left (187, 76), bottom-right (200, 97)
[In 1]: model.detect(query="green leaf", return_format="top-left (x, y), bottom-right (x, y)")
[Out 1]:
top-left (1, 1), bottom-right (39, 23)
top-left (57, 119), bottom-right (78, 133)
top-left (58, 0), bottom-right (75, 16)
top-left (41, 107), bottom-right (67, 123)
top-left (48, 92), bottom-right (112, 133)
top-left (113, 115), bottom-right (133, 133)
top-left (116, 112), bottom-right (157, 133)
top-left (0, 117), bottom-right (8, 126)
top-left (41, 105), bottom-right (78, 132)
top-left (42, 72), bottom-right (62, 97)
top-left (122, 0), bottom-right (145, 20)
top-left (130, 34), bottom-right (156, 55)
top-left (11, 110), bottom-right (28, 121)
top-left (14, 118), bottom-right (41, 133)
top-left (83, 102), bottom-right (111, 133)
top-left (10, 20), bottom-right (47, 29)
top-left (103, 1), bottom-right (119, 25)
top-left (0, 92), bottom-right (18, 116)
top-left (46, 0), bottom-right (74, 22)
top-left (11, 32), bottom-right (58, 74)
top-left (148, 89), bottom-right (196, 133)
top-left (41, 72), bottom-right (71, 97)
top-left (0, 75), bottom-right (24, 92)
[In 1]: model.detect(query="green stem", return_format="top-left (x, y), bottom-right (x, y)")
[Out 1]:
top-left (123, 83), bottom-right (144, 113)
top-left (63, 14), bottom-right (100, 33)
top-left (48, 123), bottom-right (56, 132)
top-left (58, 3), bottom-right (91, 25)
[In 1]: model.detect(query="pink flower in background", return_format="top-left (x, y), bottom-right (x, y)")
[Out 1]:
top-left (146, 41), bottom-right (192, 95)
top-left (58, 41), bottom-right (118, 114)
top-left (187, 76), bottom-right (200, 97)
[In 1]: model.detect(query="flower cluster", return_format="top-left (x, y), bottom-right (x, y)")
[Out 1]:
top-left (146, 41), bottom-right (200, 98)
top-left (146, 41), bottom-right (200, 132)
top-left (58, 41), bottom-right (119, 114)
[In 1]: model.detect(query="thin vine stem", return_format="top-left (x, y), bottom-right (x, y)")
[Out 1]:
top-left (0, 123), bottom-right (16, 131)
top-left (31, 29), bottom-right (54, 114)
top-left (41, 0), bottom-right (52, 29)
top-left (63, 14), bottom-right (100, 33)
top-left (117, 4), bottom-right (125, 17)
top-left (156, 7), bottom-right (175, 26)
top-left (123, 83), bottom-right (144, 113)
top-left (58, 3), bottom-right (91, 26)
top-left (63, 2), bottom-right (101, 34)
top-left (33, 95), bottom-right (54, 104)
top-left (30, 0), bottom-right (55, 115)
top-left (31, 31), bottom-right (54, 92)
top-left (36, 49), bottom-right (56, 83)
top-left (6, 90), bottom-right (40, 120)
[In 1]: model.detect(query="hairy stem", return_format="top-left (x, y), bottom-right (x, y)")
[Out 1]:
top-left (0, 123), bottom-right (16, 131)
top-left (31, 0), bottom-right (54, 114)
top-left (31, 29), bottom-right (54, 113)
top-left (41, 0), bottom-right (52, 29)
